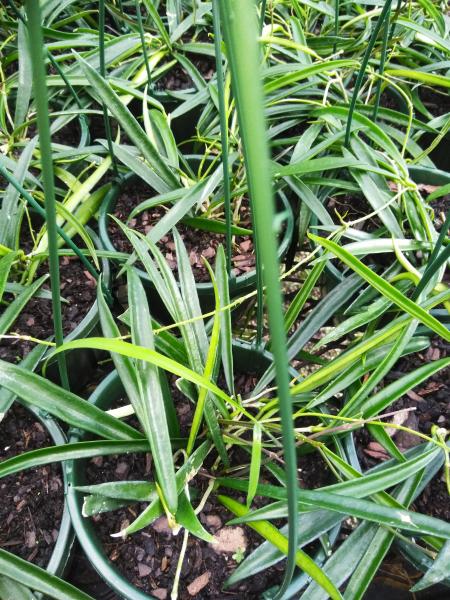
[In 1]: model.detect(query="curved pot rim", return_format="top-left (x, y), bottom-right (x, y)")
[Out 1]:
top-left (64, 341), bottom-right (301, 599)
top-left (98, 174), bottom-right (294, 295)
top-left (18, 403), bottom-right (75, 578)
top-left (65, 370), bottom-right (170, 600)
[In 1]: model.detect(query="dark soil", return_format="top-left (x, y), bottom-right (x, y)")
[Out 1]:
top-left (157, 55), bottom-right (215, 92)
top-left (380, 91), bottom-right (402, 112)
top-left (85, 467), bottom-right (284, 599)
top-left (67, 365), bottom-right (332, 599)
top-left (356, 337), bottom-right (450, 522)
top-left (108, 183), bottom-right (255, 282)
top-left (428, 193), bottom-right (450, 233)
top-left (327, 194), bottom-right (382, 233)
top-left (52, 118), bottom-right (83, 148)
top-left (0, 256), bottom-right (97, 363)
top-left (419, 87), bottom-right (450, 118)
top-left (0, 403), bottom-right (64, 567)
top-left (79, 450), bottom-right (330, 600)
top-left (76, 381), bottom-right (285, 598)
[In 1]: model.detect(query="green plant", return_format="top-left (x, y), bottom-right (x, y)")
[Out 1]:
top-left (25, 0), bottom-right (69, 386)
top-left (1, 0), bottom-right (449, 598)
top-left (0, 549), bottom-right (94, 600)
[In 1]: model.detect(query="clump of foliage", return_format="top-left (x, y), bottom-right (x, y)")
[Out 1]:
top-left (0, 0), bottom-right (449, 599)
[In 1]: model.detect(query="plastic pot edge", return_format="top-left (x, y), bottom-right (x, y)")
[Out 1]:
top-left (98, 175), bottom-right (294, 300)
top-left (22, 403), bottom-right (75, 578)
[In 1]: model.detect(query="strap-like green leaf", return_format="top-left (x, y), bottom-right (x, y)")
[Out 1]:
top-left (0, 550), bottom-right (94, 600)
top-left (216, 245), bottom-right (234, 394)
top-left (218, 495), bottom-right (343, 600)
top-left (0, 440), bottom-right (149, 479)
top-left (176, 490), bottom-right (214, 543)
top-left (0, 360), bottom-right (141, 441)
top-left (411, 541), bottom-right (450, 592)
top-left (0, 251), bottom-right (21, 304)
top-left (247, 422), bottom-right (262, 507)
top-left (75, 53), bottom-right (178, 191)
top-left (0, 275), bottom-right (47, 336)
top-left (309, 234), bottom-right (450, 341)
top-left (128, 269), bottom-right (178, 515)
top-left (49, 337), bottom-right (238, 408)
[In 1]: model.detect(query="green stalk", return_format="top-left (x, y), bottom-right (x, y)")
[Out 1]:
top-left (25, 0), bottom-right (69, 389)
top-left (212, 0), bottom-right (232, 275)
top-left (259, 0), bottom-right (267, 32)
top-left (372, 0), bottom-right (406, 122)
top-left (345, 0), bottom-right (393, 147)
top-left (134, 0), bottom-right (152, 86)
top-left (99, 0), bottom-right (118, 176)
top-left (412, 210), bottom-right (450, 300)
top-left (333, 0), bottom-right (339, 53)
top-left (219, 2), bottom-right (298, 597)
top-left (255, 253), bottom-right (264, 347)
top-left (0, 166), bottom-right (91, 275)
top-left (372, 10), bottom-right (390, 122)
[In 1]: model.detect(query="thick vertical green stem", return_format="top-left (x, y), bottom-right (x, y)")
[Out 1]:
top-left (372, 11), bottom-right (390, 123)
top-left (99, 0), bottom-right (118, 176)
top-left (344, 0), bottom-right (393, 148)
top-left (333, 0), bottom-right (339, 53)
top-left (372, 0), bottom-right (406, 122)
top-left (25, 0), bottom-right (69, 389)
top-left (212, 0), bottom-right (232, 275)
top-left (255, 258), bottom-right (264, 348)
top-left (259, 0), bottom-right (267, 32)
top-left (220, 2), bottom-right (298, 597)
top-left (134, 0), bottom-right (152, 86)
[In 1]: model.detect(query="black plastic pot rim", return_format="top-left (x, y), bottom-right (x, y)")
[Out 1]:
top-left (98, 173), bottom-right (294, 296)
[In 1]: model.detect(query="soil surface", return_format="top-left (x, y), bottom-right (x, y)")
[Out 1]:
top-left (157, 55), bottom-right (215, 92)
top-left (84, 469), bottom-right (284, 599)
top-left (380, 91), bottom-right (403, 112)
top-left (0, 256), bottom-right (97, 363)
top-left (77, 380), bottom-right (285, 598)
top-left (68, 367), bottom-right (298, 599)
top-left (357, 337), bottom-right (450, 522)
top-left (108, 183), bottom-right (255, 282)
top-left (327, 193), bottom-right (382, 232)
top-left (0, 403), bottom-right (64, 567)
top-left (78, 449), bottom-right (330, 600)
top-left (419, 87), bottom-right (450, 118)
top-left (52, 118), bottom-right (83, 148)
